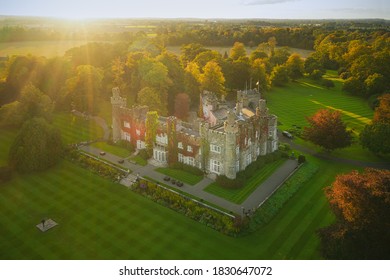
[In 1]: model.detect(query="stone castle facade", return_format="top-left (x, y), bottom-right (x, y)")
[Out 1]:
top-left (111, 87), bottom-right (278, 179)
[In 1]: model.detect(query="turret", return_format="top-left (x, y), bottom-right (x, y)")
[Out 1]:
top-left (224, 110), bottom-right (238, 179)
top-left (111, 87), bottom-right (126, 142)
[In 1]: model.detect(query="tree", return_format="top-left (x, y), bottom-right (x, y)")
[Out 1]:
top-left (174, 93), bottom-right (190, 121)
top-left (319, 168), bottom-right (390, 259)
top-left (365, 73), bottom-right (386, 96)
top-left (360, 122), bottom-right (390, 155)
top-left (8, 118), bottom-right (63, 172)
top-left (63, 65), bottom-right (103, 114)
top-left (200, 61), bottom-right (226, 97)
top-left (360, 93), bottom-right (390, 155)
top-left (286, 53), bottom-right (304, 80)
top-left (373, 93), bottom-right (390, 123)
top-left (270, 64), bottom-right (289, 87)
top-left (145, 111), bottom-right (159, 154)
top-left (303, 109), bottom-right (352, 152)
top-left (137, 87), bottom-right (167, 116)
top-left (0, 84), bottom-right (53, 127)
top-left (251, 59), bottom-right (270, 92)
top-left (184, 62), bottom-right (201, 101)
top-left (230, 42), bottom-right (247, 61)
top-left (180, 43), bottom-right (207, 67)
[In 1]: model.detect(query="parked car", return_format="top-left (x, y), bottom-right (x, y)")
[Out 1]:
top-left (176, 181), bottom-right (184, 187)
top-left (99, 151), bottom-right (106, 155)
top-left (163, 176), bottom-right (170, 181)
top-left (282, 131), bottom-right (293, 139)
top-left (118, 159), bottom-right (124, 164)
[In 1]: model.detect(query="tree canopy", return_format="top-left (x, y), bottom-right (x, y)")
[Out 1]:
top-left (303, 109), bottom-right (352, 152)
top-left (8, 118), bottom-right (63, 172)
top-left (319, 168), bottom-right (390, 259)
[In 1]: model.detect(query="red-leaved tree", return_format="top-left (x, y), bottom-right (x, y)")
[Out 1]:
top-left (303, 109), bottom-right (352, 152)
top-left (318, 168), bottom-right (390, 259)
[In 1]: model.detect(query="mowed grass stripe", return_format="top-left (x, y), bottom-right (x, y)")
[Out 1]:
top-left (53, 113), bottom-right (103, 144)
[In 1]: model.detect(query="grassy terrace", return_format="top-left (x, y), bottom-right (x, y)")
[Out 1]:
top-left (205, 159), bottom-right (285, 204)
top-left (129, 154), bottom-right (148, 166)
top-left (155, 167), bottom-right (203, 185)
top-left (53, 113), bottom-right (103, 145)
top-left (90, 142), bottom-right (131, 158)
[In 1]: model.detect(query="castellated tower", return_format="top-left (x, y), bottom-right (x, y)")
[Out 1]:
top-left (257, 99), bottom-right (269, 156)
top-left (224, 111), bottom-right (238, 179)
top-left (111, 87), bottom-right (127, 142)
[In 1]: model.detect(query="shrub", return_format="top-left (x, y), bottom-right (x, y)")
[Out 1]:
top-left (138, 149), bottom-right (150, 160)
top-left (322, 79), bottom-right (335, 89)
top-left (298, 155), bottom-right (306, 164)
top-left (133, 178), bottom-right (242, 236)
top-left (216, 175), bottom-right (244, 189)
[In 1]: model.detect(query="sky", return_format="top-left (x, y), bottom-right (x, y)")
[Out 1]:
top-left (0, 0), bottom-right (389, 20)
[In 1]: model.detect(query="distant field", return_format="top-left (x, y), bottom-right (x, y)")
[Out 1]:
top-left (167, 46), bottom-right (313, 58)
top-left (0, 40), bottom-right (104, 57)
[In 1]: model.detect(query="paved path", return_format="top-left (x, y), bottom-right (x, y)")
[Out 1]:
top-left (79, 145), bottom-right (298, 215)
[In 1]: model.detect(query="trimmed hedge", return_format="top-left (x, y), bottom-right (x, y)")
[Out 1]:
top-left (246, 162), bottom-right (319, 233)
top-left (67, 149), bottom-right (125, 181)
top-left (132, 179), bottom-right (242, 236)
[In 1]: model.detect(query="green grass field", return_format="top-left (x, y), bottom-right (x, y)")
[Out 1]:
top-left (0, 154), bottom-right (356, 259)
top-left (264, 74), bottom-right (383, 161)
top-left (205, 159), bottom-right (285, 204)
top-left (53, 113), bottom-right (103, 145)
top-left (129, 154), bottom-right (147, 166)
top-left (155, 167), bottom-right (203, 185)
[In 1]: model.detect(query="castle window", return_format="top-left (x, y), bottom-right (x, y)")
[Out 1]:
top-left (178, 142), bottom-right (183, 149)
top-left (246, 153), bottom-right (252, 165)
top-left (188, 157), bottom-right (194, 166)
top-left (123, 121), bottom-right (130, 128)
top-left (178, 153), bottom-right (183, 162)
top-left (256, 131), bottom-right (259, 139)
top-left (210, 144), bottom-right (221, 153)
top-left (123, 132), bottom-right (130, 141)
top-left (136, 129), bottom-right (141, 136)
top-left (248, 138), bottom-right (252, 146)
top-left (257, 147), bottom-right (260, 156)
top-left (236, 160), bottom-right (240, 172)
top-left (269, 131), bottom-right (273, 137)
top-left (236, 146), bottom-right (239, 155)
top-left (187, 145), bottom-right (193, 152)
top-left (210, 159), bottom-right (221, 174)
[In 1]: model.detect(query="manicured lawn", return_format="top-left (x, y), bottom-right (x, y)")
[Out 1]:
top-left (53, 113), bottom-right (104, 145)
top-left (0, 128), bottom-right (17, 165)
top-left (90, 141), bottom-right (131, 158)
top-left (205, 159), bottom-right (285, 204)
top-left (0, 155), bottom-right (355, 260)
top-left (129, 154), bottom-right (148, 166)
top-left (264, 74), bottom-right (384, 162)
top-left (155, 167), bottom-right (203, 185)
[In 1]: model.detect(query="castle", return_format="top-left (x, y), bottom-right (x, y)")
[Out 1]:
top-left (111, 87), bottom-right (278, 179)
